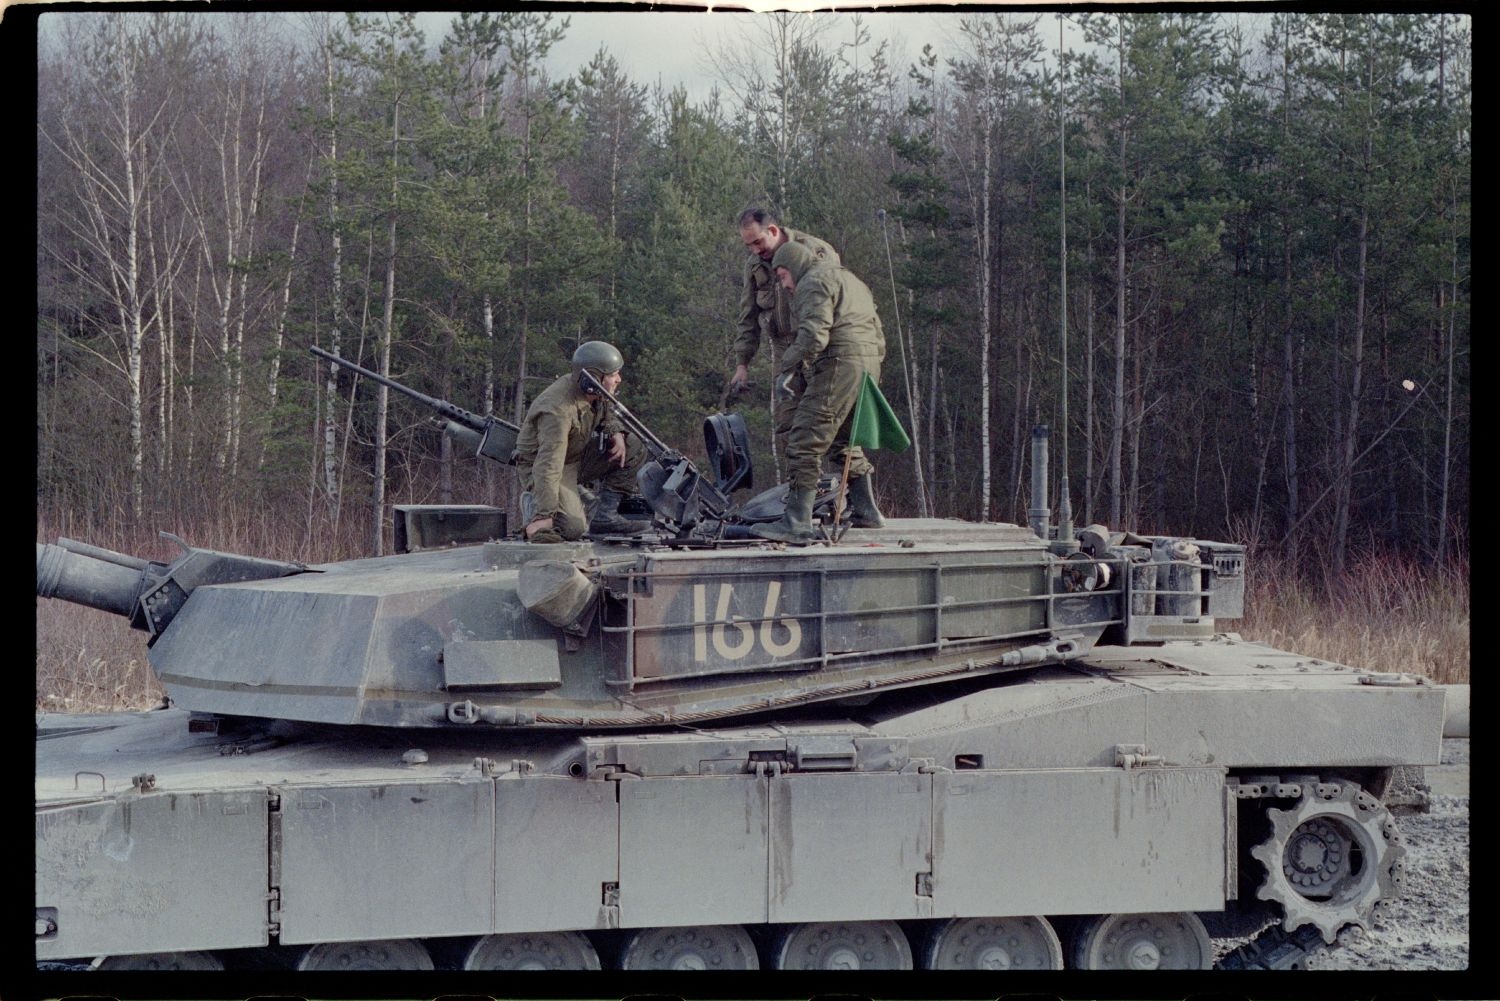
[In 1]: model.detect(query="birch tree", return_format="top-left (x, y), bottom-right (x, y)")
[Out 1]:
top-left (337, 12), bottom-right (435, 553)
top-left (950, 13), bottom-right (1043, 521)
top-left (41, 13), bottom-right (184, 518)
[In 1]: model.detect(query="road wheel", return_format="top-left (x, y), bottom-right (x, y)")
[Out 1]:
top-left (1069, 912), bottom-right (1212, 970)
top-left (773, 920), bottom-right (912, 970)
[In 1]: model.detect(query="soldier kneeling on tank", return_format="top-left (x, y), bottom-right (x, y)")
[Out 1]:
top-left (514, 341), bottom-right (651, 543)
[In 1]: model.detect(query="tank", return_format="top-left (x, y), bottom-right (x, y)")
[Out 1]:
top-left (35, 372), bottom-right (1466, 975)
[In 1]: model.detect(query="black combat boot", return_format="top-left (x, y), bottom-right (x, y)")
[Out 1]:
top-left (589, 490), bottom-right (651, 535)
top-left (845, 474), bottom-right (886, 528)
top-left (751, 487), bottom-right (817, 544)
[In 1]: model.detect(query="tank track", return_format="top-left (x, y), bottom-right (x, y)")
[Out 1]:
top-left (1215, 921), bottom-right (1332, 970)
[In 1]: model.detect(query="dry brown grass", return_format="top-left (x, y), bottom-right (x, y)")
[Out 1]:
top-left (36, 598), bottom-right (166, 713)
top-left (36, 511), bottom-right (1471, 713)
top-left (1237, 547), bottom-right (1470, 685)
top-left (35, 505), bottom-right (373, 715)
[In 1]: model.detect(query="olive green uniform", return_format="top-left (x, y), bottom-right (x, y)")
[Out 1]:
top-left (771, 240), bottom-right (886, 493)
top-left (513, 373), bottom-right (645, 541)
top-left (735, 229), bottom-right (840, 446)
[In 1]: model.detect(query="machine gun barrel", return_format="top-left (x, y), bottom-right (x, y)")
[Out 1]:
top-left (577, 369), bottom-right (731, 527)
top-left (311, 345), bottom-right (485, 431)
top-left (577, 369), bottom-right (671, 456)
top-left (311, 345), bottom-right (519, 464)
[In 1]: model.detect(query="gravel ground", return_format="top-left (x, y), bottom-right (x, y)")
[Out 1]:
top-left (1299, 792), bottom-right (1469, 970)
top-left (1297, 738), bottom-right (1470, 971)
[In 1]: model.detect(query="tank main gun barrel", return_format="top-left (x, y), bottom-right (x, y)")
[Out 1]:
top-left (37, 537), bottom-right (309, 639)
top-left (37, 541), bottom-right (151, 619)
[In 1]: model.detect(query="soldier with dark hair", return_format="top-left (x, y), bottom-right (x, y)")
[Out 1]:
top-left (730, 207), bottom-right (840, 455)
top-left (752, 241), bottom-right (888, 544)
top-left (514, 341), bottom-right (648, 544)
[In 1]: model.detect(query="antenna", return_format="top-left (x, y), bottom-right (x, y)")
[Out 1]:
top-left (877, 207), bottom-right (930, 518)
top-left (1054, 14), bottom-right (1077, 554)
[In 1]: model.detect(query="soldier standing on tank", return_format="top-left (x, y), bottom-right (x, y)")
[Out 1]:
top-left (751, 240), bottom-right (888, 544)
top-left (729, 208), bottom-right (840, 456)
top-left (514, 341), bottom-right (649, 544)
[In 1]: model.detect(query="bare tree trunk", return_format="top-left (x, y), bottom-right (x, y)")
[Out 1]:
top-left (1126, 313), bottom-right (1142, 526)
top-left (511, 69), bottom-right (535, 432)
top-left (900, 282), bottom-right (924, 516)
top-left (260, 154), bottom-right (312, 472)
top-left (926, 305), bottom-right (941, 508)
top-left (1008, 329), bottom-right (1024, 517)
top-left (1333, 199), bottom-right (1369, 577)
top-left (1436, 24), bottom-right (1457, 562)
top-left (1282, 231), bottom-right (1299, 540)
top-left (1109, 19), bottom-right (1127, 529)
top-left (1379, 297), bottom-right (1397, 541)
top-left (338, 237), bottom-right (377, 531)
top-left (144, 180), bottom-right (167, 499)
top-left (143, 162), bottom-right (190, 513)
top-left (1084, 218), bottom-right (1095, 526)
top-left (773, 12), bottom-right (792, 214)
top-left (372, 104), bottom-right (401, 557)
top-left (1278, 24), bottom-right (1300, 545)
top-left (201, 70), bottom-right (244, 479)
top-left (1438, 176), bottom-right (1458, 560)
top-left (322, 21), bottom-right (344, 521)
top-left (188, 255), bottom-right (201, 473)
top-left (608, 98), bottom-right (622, 331)
top-left (942, 376), bottom-right (958, 518)
top-left (1111, 196), bottom-right (1126, 527)
top-left (439, 324), bottom-right (455, 505)
top-left (126, 134), bottom-right (146, 522)
top-left (896, 262), bottom-right (929, 516)
top-left (977, 113), bottom-right (994, 521)
top-left (227, 73), bottom-right (271, 479)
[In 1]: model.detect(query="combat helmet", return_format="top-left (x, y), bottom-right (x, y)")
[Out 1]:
top-left (572, 341), bottom-right (624, 378)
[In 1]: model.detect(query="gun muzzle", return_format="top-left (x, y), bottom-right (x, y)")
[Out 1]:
top-left (37, 542), bottom-right (149, 619)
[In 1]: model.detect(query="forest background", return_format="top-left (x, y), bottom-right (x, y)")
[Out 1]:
top-left (34, 10), bottom-right (1470, 707)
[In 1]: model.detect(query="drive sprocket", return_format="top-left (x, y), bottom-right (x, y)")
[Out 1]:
top-left (1249, 780), bottom-right (1406, 943)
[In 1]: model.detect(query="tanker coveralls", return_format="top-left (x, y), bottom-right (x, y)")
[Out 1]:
top-left (514, 373), bottom-right (645, 541)
top-left (735, 229), bottom-right (840, 449)
top-left (771, 240), bottom-right (887, 493)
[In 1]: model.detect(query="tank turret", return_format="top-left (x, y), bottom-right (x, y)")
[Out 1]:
top-left (37, 520), bottom-right (1146, 728)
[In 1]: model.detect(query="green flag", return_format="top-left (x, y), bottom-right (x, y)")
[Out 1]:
top-left (848, 373), bottom-right (911, 453)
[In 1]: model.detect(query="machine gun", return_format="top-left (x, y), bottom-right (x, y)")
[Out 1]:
top-left (581, 368), bottom-right (858, 541)
top-left (310, 343), bottom-right (816, 541)
top-left (577, 368), bottom-right (752, 535)
top-left (310, 345), bottom-right (520, 464)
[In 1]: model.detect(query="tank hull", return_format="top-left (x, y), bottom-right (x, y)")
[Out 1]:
top-left (37, 637), bottom-right (1449, 965)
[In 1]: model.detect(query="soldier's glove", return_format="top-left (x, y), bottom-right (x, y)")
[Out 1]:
top-left (774, 370), bottom-right (799, 403)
